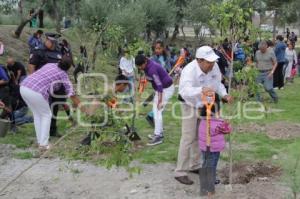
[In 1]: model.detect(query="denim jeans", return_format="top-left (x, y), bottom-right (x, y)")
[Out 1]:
top-left (201, 151), bottom-right (220, 181)
top-left (256, 71), bottom-right (278, 101)
top-left (13, 107), bottom-right (33, 125)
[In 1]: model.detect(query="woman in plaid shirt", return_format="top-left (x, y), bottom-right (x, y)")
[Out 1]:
top-left (20, 56), bottom-right (85, 152)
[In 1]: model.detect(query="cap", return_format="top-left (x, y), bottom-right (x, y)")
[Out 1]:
top-left (195, 46), bottom-right (219, 62)
top-left (45, 33), bottom-right (61, 41)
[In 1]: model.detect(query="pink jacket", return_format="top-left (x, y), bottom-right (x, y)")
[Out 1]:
top-left (198, 118), bottom-right (230, 152)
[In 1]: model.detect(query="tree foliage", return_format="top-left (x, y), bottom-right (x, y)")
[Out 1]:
top-left (139, 0), bottom-right (176, 39)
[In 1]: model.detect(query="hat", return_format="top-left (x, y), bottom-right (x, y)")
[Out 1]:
top-left (45, 33), bottom-right (61, 41)
top-left (195, 46), bottom-right (219, 62)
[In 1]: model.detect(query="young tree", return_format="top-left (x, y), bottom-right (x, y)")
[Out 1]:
top-left (210, 0), bottom-right (254, 188)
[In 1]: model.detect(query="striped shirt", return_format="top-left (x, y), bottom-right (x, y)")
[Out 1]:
top-left (21, 63), bottom-right (74, 101)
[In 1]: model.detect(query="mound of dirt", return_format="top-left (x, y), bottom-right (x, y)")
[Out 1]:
top-left (219, 162), bottom-right (281, 184)
top-left (236, 121), bottom-right (300, 139)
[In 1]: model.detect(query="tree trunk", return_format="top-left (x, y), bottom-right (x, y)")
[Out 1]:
top-left (14, 19), bottom-right (32, 38)
top-left (272, 10), bottom-right (278, 41)
top-left (180, 24), bottom-right (185, 41)
top-left (14, 0), bottom-right (47, 38)
top-left (92, 33), bottom-right (103, 70)
top-left (52, 0), bottom-right (61, 33)
top-left (171, 24), bottom-right (179, 41)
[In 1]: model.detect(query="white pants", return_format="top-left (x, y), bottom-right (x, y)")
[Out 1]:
top-left (285, 62), bottom-right (293, 79)
top-left (153, 85), bottom-right (175, 136)
top-left (20, 86), bottom-right (52, 146)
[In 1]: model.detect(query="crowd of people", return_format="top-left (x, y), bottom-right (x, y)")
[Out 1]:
top-left (0, 27), bottom-right (299, 196)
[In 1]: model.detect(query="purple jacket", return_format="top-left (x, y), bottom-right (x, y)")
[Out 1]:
top-left (198, 118), bottom-right (226, 152)
top-left (144, 59), bottom-right (173, 92)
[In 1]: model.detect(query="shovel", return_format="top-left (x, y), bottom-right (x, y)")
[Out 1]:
top-left (199, 92), bottom-right (216, 197)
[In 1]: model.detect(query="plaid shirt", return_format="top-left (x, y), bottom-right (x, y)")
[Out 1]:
top-left (21, 63), bottom-right (74, 101)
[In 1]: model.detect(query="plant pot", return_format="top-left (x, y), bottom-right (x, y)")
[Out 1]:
top-left (0, 119), bottom-right (10, 137)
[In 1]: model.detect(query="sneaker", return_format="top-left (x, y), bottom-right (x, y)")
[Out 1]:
top-left (147, 135), bottom-right (163, 146)
top-left (273, 87), bottom-right (278, 90)
top-left (145, 115), bottom-right (154, 127)
top-left (148, 134), bottom-right (164, 140)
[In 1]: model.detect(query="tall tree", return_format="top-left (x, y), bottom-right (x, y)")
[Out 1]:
top-left (14, 0), bottom-right (47, 38)
top-left (169, 0), bottom-right (190, 41)
top-left (139, 0), bottom-right (176, 40)
top-left (263, 0), bottom-right (294, 39)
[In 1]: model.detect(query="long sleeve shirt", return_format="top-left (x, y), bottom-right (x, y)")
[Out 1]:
top-left (274, 41), bottom-right (287, 63)
top-left (144, 59), bottom-right (173, 93)
top-left (179, 59), bottom-right (227, 108)
top-left (21, 63), bottom-right (74, 101)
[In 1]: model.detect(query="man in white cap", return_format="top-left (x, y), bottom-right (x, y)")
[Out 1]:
top-left (174, 46), bottom-right (233, 185)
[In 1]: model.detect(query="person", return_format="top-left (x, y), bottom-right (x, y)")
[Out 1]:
top-left (0, 64), bottom-right (10, 119)
top-left (298, 52), bottom-right (300, 76)
top-left (6, 57), bottom-right (27, 85)
top-left (198, 107), bottom-right (231, 195)
top-left (273, 35), bottom-right (287, 90)
top-left (20, 56), bottom-right (86, 151)
top-left (286, 28), bottom-right (290, 41)
top-left (0, 100), bottom-right (5, 109)
top-left (29, 8), bottom-right (37, 28)
top-left (135, 54), bottom-right (175, 146)
top-left (60, 39), bottom-right (75, 67)
top-left (289, 32), bottom-right (297, 48)
top-left (145, 40), bottom-right (172, 127)
top-left (284, 42), bottom-right (297, 83)
top-left (0, 39), bottom-right (4, 56)
top-left (28, 32), bottom-right (73, 137)
top-left (74, 45), bottom-right (88, 83)
top-left (175, 46), bottom-right (233, 185)
top-left (255, 41), bottom-right (278, 103)
top-left (28, 30), bottom-right (43, 53)
top-left (151, 40), bottom-right (172, 72)
top-left (233, 41), bottom-right (246, 63)
top-left (119, 48), bottom-right (135, 99)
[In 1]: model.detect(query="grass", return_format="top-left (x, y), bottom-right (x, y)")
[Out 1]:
top-left (1, 78), bottom-right (300, 165)
top-left (14, 151), bottom-right (33, 159)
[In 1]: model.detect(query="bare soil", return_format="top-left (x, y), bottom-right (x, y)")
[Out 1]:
top-left (0, 144), bottom-right (294, 199)
top-left (237, 121), bottom-right (300, 140)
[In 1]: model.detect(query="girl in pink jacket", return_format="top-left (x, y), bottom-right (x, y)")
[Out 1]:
top-left (198, 117), bottom-right (231, 184)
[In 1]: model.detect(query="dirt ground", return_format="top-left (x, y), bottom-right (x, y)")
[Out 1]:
top-left (0, 144), bottom-right (294, 199)
top-left (237, 121), bottom-right (300, 140)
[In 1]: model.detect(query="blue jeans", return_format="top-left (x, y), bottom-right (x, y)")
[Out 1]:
top-left (201, 151), bottom-right (220, 181)
top-left (13, 107), bottom-right (33, 125)
top-left (256, 71), bottom-right (278, 101)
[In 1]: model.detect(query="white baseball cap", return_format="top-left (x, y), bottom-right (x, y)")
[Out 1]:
top-left (195, 46), bottom-right (219, 62)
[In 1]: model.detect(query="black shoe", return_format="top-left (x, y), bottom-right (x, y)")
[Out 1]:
top-left (175, 176), bottom-right (194, 185)
top-left (190, 169), bottom-right (200, 174)
top-left (215, 179), bottom-right (221, 185)
top-left (145, 115), bottom-right (154, 127)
